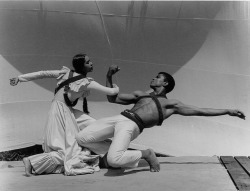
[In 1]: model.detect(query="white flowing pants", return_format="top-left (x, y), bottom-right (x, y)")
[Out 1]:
top-left (76, 115), bottom-right (142, 168)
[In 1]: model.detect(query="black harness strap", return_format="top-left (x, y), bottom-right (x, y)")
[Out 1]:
top-left (54, 70), bottom-right (85, 94)
top-left (137, 92), bottom-right (166, 126)
top-left (54, 70), bottom-right (84, 107)
top-left (63, 93), bottom-right (78, 107)
top-left (121, 110), bottom-right (146, 133)
top-left (151, 96), bottom-right (164, 126)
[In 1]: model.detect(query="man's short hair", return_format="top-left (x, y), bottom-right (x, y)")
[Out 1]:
top-left (159, 72), bottom-right (175, 93)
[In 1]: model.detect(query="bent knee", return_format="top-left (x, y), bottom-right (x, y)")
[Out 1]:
top-left (107, 153), bottom-right (122, 168)
top-left (75, 133), bottom-right (96, 146)
top-left (75, 133), bottom-right (87, 146)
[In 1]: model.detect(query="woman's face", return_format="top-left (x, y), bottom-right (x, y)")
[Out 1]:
top-left (83, 56), bottom-right (93, 73)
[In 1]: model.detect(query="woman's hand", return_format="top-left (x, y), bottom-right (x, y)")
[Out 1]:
top-left (112, 83), bottom-right (120, 94)
top-left (10, 77), bottom-right (19, 86)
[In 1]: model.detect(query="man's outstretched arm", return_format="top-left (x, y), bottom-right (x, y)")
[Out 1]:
top-left (169, 100), bottom-right (246, 120)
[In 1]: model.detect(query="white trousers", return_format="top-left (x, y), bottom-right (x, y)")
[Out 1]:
top-left (76, 115), bottom-right (142, 168)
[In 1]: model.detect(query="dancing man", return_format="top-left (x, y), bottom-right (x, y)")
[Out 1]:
top-left (76, 65), bottom-right (245, 172)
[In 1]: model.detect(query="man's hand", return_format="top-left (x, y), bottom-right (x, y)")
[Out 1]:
top-left (228, 109), bottom-right (246, 120)
top-left (10, 77), bottom-right (19, 86)
top-left (107, 65), bottom-right (120, 77)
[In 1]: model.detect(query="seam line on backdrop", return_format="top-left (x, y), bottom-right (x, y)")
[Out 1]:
top-left (187, 116), bottom-right (250, 131)
top-left (1, 8), bottom-right (249, 21)
top-left (3, 53), bottom-right (249, 77)
top-left (175, 1), bottom-right (182, 27)
top-left (2, 53), bottom-right (249, 77)
top-left (0, 100), bottom-right (51, 105)
top-left (3, 103), bottom-right (245, 130)
top-left (95, 0), bottom-right (122, 111)
top-left (0, 100), bottom-right (113, 105)
top-left (110, 58), bottom-right (250, 77)
top-left (95, 1), bottom-right (113, 61)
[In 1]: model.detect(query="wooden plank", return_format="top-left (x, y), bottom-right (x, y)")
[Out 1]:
top-left (235, 157), bottom-right (250, 176)
top-left (220, 156), bottom-right (250, 191)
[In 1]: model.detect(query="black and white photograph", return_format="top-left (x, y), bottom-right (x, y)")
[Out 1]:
top-left (0, 1), bottom-right (249, 190)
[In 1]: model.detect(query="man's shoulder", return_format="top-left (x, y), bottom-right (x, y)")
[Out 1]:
top-left (163, 99), bottom-right (181, 107)
top-left (132, 90), bottom-right (147, 97)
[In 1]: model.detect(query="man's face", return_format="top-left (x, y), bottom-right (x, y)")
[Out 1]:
top-left (150, 73), bottom-right (167, 88)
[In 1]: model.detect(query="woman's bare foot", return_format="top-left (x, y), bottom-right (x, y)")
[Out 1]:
top-left (23, 157), bottom-right (34, 177)
top-left (142, 149), bottom-right (160, 172)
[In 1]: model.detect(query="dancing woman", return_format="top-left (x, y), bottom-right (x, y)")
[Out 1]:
top-left (10, 53), bottom-right (119, 176)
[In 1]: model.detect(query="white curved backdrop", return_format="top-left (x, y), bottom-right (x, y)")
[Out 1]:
top-left (0, 1), bottom-right (249, 156)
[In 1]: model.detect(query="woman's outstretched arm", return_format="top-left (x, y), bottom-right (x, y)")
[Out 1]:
top-left (10, 67), bottom-right (69, 86)
top-left (87, 81), bottom-right (119, 96)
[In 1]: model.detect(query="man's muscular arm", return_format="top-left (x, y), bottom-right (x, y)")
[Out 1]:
top-left (167, 99), bottom-right (245, 120)
top-left (106, 65), bottom-right (143, 105)
top-left (106, 65), bottom-right (118, 103)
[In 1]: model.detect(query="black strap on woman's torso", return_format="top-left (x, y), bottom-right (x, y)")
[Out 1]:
top-left (138, 92), bottom-right (166, 126)
top-left (54, 70), bottom-right (84, 107)
top-left (54, 70), bottom-right (85, 94)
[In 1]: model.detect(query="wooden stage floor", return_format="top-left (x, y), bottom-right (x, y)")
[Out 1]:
top-left (1, 156), bottom-right (249, 191)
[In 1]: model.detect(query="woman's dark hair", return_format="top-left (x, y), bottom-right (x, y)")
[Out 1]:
top-left (72, 53), bottom-right (89, 114)
top-left (72, 53), bottom-right (87, 74)
top-left (158, 72), bottom-right (175, 93)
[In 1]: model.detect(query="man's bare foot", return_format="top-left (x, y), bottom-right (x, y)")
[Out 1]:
top-left (23, 157), bottom-right (34, 177)
top-left (142, 149), bottom-right (160, 172)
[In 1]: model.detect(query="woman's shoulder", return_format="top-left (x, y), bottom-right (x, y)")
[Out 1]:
top-left (57, 66), bottom-right (71, 79)
top-left (61, 66), bottom-right (71, 72)
top-left (86, 77), bottom-right (94, 82)
top-left (74, 77), bottom-right (94, 86)
top-left (69, 76), bottom-right (94, 92)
